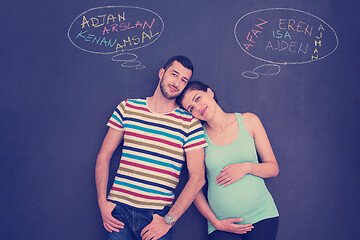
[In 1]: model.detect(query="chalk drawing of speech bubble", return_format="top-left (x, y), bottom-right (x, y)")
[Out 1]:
top-left (234, 8), bottom-right (338, 78)
top-left (67, 6), bottom-right (164, 69)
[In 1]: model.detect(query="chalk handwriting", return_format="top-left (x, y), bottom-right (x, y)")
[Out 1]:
top-left (81, 12), bottom-right (126, 28)
top-left (242, 64), bottom-right (281, 79)
top-left (312, 24), bottom-right (325, 61)
top-left (243, 18), bottom-right (268, 51)
top-left (234, 8), bottom-right (338, 79)
top-left (68, 6), bottom-right (164, 70)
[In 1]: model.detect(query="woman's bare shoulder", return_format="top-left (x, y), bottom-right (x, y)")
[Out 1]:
top-left (241, 112), bottom-right (261, 124)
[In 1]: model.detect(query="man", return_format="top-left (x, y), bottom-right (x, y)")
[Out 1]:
top-left (95, 56), bottom-right (207, 240)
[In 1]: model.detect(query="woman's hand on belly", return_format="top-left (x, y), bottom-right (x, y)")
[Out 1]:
top-left (215, 162), bottom-right (251, 187)
top-left (213, 218), bottom-right (253, 234)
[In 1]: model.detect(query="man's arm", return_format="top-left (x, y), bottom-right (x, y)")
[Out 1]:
top-left (95, 128), bottom-right (125, 232)
top-left (140, 148), bottom-right (205, 240)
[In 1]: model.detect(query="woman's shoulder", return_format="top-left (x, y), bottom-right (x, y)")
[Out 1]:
top-left (240, 112), bottom-right (261, 123)
top-left (240, 112), bottom-right (263, 132)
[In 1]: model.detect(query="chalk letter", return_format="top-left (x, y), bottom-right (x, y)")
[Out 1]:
top-left (274, 40), bottom-right (280, 50)
top-left (265, 41), bottom-right (274, 50)
top-left (111, 24), bottom-right (118, 32)
top-left (275, 30), bottom-right (283, 38)
top-left (252, 29), bottom-right (262, 38)
top-left (91, 15), bottom-right (106, 28)
top-left (118, 12), bottom-right (125, 21)
top-left (85, 34), bottom-right (94, 42)
top-left (297, 21), bottom-right (305, 33)
top-left (116, 43), bottom-right (124, 51)
top-left (143, 19), bottom-right (156, 29)
top-left (288, 19), bottom-right (296, 31)
top-left (289, 42), bottom-right (297, 52)
top-left (126, 22), bottom-right (135, 30)
top-left (99, 15), bottom-right (106, 27)
top-left (304, 24), bottom-right (313, 36)
top-left (142, 31), bottom-right (151, 43)
top-left (123, 36), bottom-right (132, 47)
top-left (92, 36), bottom-right (101, 44)
top-left (81, 16), bottom-right (90, 28)
top-left (255, 18), bottom-right (268, 29)
top-left (150, 30), bottom-right (159, 38)
top-left (284, 31), bottom-right (292, 39)
top-left (312, 55), bottom-right (319, 60)
top-left (107, 39), bottom-right (117, 48)
top-left (132, 35), bottom-right (140, 45)
top-left (107, 14), bottom-right (117, 25)
top-left (135, 21), bottom-right (143, 28)
top-left (100, 37), bottom-right (108, 46)
top-left (243, 43), bottom-right (254, 51)
top-left (318, 24), bottom-right (325, 31)
top-left (119, 23), bottom-right (127, 31)
top-left (313, 48), bottom-right (319, 54)
top-left (315, 40), bottom-right (322, 46)
top-left (279, 19), bottom-right (286, 30)
top-left (76, 30), bottom-right (88, 39)
top-left (316, 32), bottom-right (323, 39)
top-left (246, 32), bottom-right (256, 43)
top-left (298, 43), bottom-right (308, 54)
top-left (102, 26), bottom-right (110, 35)
top-left (90, 17), bottom-right (99, 27)
top-left (279, 40), bottom-right (289, 51)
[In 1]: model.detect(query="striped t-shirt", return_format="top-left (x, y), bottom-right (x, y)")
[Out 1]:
top-left (106, 98), bottom-right (207, 210)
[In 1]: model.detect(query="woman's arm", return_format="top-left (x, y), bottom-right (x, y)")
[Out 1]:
top-left (243, 112), bottom-right (279, 178)
top-left (194, 190), bottom-right (253, 234)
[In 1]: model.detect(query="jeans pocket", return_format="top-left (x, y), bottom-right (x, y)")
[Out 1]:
top-left (147, 210), bottom-right (155, 220)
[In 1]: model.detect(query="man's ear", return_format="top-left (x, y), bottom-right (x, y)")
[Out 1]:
top-left (207, 88), bottom-right (214, 98)
top-left (158, 68), bottom-right (165, 82)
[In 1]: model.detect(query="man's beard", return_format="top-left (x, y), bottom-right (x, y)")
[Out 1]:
top-left (159, 77), bottom-right (180, 99)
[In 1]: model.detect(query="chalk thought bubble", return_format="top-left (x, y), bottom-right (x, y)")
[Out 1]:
top-left (234, 8), bottom-right (338, 65)
top-left (67, 6), bottom-right (164, 54)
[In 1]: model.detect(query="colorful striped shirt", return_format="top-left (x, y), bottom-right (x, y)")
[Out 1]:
top-left (106, 98), bottom-right (207, 210)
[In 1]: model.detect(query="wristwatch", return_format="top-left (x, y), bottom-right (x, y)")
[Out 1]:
top-left (164, 214), bottom-right (175, 226)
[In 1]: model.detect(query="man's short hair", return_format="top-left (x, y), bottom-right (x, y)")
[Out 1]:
top-left (163, 55), bottom-right (194, 73)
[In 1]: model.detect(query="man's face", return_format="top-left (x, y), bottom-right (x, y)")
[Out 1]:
top-left (159, 61), bottom-right (192, 99)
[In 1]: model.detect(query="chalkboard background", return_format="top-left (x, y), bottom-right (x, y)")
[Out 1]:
top-left (1, 0), bottom-right (359, 239)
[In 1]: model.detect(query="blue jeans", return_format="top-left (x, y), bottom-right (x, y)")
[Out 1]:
top-left (107, 204), bottom-right (172, 240)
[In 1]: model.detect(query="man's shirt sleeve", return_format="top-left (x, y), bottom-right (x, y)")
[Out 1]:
top-left (183, 118), bottom-right (207, 152)
top-left (106, 99), bottom-right (127, 131)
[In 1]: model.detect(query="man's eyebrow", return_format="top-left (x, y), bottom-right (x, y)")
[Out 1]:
top-left (182, 76), bottom-right (189, 81)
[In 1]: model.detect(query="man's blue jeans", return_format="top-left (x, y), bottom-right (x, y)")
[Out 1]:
top-left (107, 204), bottom-right (172, 240)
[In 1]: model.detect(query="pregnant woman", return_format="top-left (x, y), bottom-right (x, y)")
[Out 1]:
top-left (176, 81), bottom-right (279, 240)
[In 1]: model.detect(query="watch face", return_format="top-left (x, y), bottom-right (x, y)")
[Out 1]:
top-left (165, 214), bottom-right (174, 225)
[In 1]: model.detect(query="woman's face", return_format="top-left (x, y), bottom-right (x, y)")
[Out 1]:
top-left (181, 88), bottom-right (215, 121)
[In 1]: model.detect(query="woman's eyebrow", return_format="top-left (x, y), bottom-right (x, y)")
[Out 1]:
top-left (186, 104), bottom-right (192, 111)
top-left (186, 94), bottom-right (198, 111)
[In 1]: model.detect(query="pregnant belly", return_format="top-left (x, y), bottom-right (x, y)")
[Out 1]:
top-left (208, 174), bottom-right (268, 220)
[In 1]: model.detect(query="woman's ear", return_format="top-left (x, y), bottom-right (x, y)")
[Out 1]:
top-left (207, 88), bottom-right (214, 98)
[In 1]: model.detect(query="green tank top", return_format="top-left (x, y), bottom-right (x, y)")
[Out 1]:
top-left (203, 113), bottom-right (279, 234)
